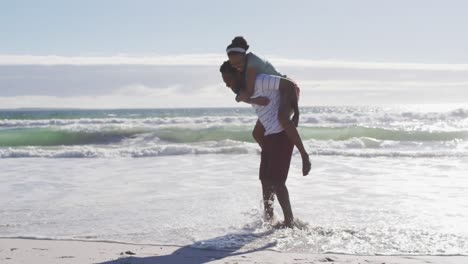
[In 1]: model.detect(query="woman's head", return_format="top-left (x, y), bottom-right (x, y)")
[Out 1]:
top-left (219, 61), bottom-right (240, 94)
top-left (226, 36), bottom-right (249, 72)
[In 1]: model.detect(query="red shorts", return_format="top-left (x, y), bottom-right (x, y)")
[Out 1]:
top-left (259, 131), bottom-right (294, 183)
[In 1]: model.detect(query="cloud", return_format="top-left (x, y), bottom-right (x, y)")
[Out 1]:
top-left (1, 56), bottom-right (468, 108)
top-left (298, 80), bottom-right (468, 91)
top-left (115, 84), bottom-right (182, 96)
top-left (0, 83), bottom-right (239, 109)
top-left (271, 58), bottom-right (468, 71)
top-left (2, 77), bottom-right (467, 109)
top-left (0, 54), bottom-right (224, 66)
top-left (2, 54), bottom-right (468, 71)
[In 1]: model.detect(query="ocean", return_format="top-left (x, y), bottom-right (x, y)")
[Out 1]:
top-left (1, 105), bottom-right (467, 255)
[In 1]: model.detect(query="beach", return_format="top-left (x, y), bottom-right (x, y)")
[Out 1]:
top-left (2, 238), bottom-right (468, 264)
top-left (3, 0), bottom-right (468, 262)
top-left (1, 107), bottom-right (468, 263)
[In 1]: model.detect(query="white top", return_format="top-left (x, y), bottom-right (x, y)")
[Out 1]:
top-left (250, 74), bottom-right (283, 136)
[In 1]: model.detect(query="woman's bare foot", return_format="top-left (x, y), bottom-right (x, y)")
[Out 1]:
top-left (302, 154), bottom-right (311, 176)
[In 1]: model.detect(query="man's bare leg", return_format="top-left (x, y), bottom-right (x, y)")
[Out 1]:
top-left (274, 181), bottom-right (294, 228)
top-left (252, 120), bottom-right (265, 149)
top-left (261, 179), bottom-right (275, 222)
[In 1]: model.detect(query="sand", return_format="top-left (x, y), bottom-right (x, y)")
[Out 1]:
top-left (1, 238), bottom-right (466, 264)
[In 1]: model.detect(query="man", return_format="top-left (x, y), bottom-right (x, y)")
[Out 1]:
top-left (220, 61), bottom-right (304, 228)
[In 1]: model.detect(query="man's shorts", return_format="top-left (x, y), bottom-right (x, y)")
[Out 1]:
top-left (259, 131), bottom-right (294, 183)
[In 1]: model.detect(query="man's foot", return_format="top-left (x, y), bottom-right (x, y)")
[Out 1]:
top-left (273, 220), bottom-right (294, 229)
top-left (264, 213), bottom-right (279, 226)
top-left (273, 219), bottom-right (310, 230)
top-left (263, 211), bottom-right (274, 222)
top-left (282, 220), bottom-right (294, 229)
top-left (302, 154), bottom-right (311, 176)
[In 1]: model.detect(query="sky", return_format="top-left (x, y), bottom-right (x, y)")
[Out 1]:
top-left (1, 0), bottom-right (468, 108)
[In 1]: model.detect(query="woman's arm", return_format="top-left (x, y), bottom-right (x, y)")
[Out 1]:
top-left (237, 67), bottom-right (257, 102)
top-left (245, 67), bottom-right (257, 97)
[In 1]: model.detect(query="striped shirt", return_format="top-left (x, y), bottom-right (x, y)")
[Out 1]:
top-left (251, 74), bottom-right (283, 135)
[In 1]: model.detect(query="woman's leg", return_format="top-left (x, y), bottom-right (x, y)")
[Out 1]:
top-left (252, 119), bottom-right (265, 149)
top-left (278, 79), bottom-right (311, 176)
top-left (290, 83), bottom-right (300, 127)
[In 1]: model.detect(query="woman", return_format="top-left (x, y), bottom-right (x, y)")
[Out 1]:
top-left (226, 37), bottom-right (311, 176)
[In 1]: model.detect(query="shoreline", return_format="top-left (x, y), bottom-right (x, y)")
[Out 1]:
top-left (1, 238), bottom-right (467, 264)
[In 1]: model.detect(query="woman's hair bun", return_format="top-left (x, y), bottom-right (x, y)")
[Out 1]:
top-left (231, 36), bottom-right (249, 51)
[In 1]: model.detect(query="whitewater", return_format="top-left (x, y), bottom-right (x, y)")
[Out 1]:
top-left (1, 105), bottom-right (468, 255)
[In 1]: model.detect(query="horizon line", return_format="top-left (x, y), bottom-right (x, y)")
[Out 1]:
top-left (1, 54), bottom-right (468, 71)
top-left (1, 103), bottom-right (466, 111)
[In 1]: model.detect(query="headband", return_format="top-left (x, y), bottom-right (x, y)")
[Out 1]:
top-left (226, 47), bottom-right (246, 53)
